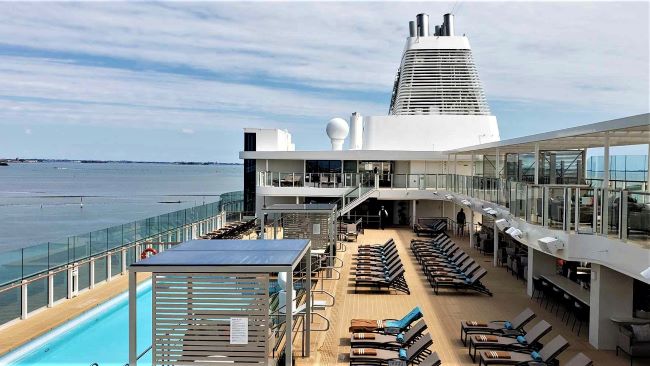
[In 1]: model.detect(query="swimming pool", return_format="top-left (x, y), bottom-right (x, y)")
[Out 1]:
top-left (0, 281), bottom-right (153, 366)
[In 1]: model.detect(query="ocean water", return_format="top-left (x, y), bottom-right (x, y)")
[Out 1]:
top-left (0, 162), bottom-right (242, 251)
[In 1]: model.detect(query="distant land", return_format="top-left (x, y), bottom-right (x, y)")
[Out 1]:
top-left (0, 158), bottom-right (242, 165)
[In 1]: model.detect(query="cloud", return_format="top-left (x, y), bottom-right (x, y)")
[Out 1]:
top-left (0, 2), bottom-right (646, 156)
top-left (24, 128), bottom-right (31, 135)
top-left (181, 128), bottom-right (194, 135)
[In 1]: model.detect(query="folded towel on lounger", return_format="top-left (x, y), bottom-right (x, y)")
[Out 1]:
top-left (353, 333), bottom-right (376, 340)
top-left (352, 348), bottom-right (377, 356)
top-left (465, 321), bottom-right (488, 327)
top-left (484, 351), bottom-right (511, 359)
top-left (350, 319), bottom-right (382, 332)
top-left (474, 335), bottom-right (499, 342)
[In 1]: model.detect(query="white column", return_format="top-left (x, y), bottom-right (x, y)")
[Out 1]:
top-left (453, 154), bottom-right (458, 175)
top-left (602, 135), bottom-right (610, 235)
top-left (21, 280), bottom-right (28, 319)
top-left (589, 264), bottom-right (633, 349)
top-left (492, 222), bottom-right (498, 266)
top-left (647, 143), bottom-right (650, 192)
top-left (106, 253), bottom-right (112, 281)
top-left (67, 265), bottom-right (74, 298)
top-left (305, 251), bottom-right (311, 357)
top-left (122, 249), bottom-right (127, 274)
top-left (471, 154), bottom-right (476, 176)
top-left (495, 148), bottom-right (500, 179)
top-left (534, 143), bottom-right (540, 185)
top-left (47, 272), bottom-right (54, 307)
top-left (89, 259), bottom-right (95, 289)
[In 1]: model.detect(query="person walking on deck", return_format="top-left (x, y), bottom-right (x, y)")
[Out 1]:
top-left (456, 208), bottom-right (466, 236)
top-left (379, 206), bottom-right (389, 230)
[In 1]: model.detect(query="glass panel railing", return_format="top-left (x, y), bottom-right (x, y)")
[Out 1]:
top-left (575, 188), bottom-right (596, 234)
top-left (527, 185), bottom-right (543, 225)
top-left (625, 191), bottom-right (649, 244)
top-left (547, 187), bottom-right (565, 230)
top-left (605, 189), bottom-right (622, 238)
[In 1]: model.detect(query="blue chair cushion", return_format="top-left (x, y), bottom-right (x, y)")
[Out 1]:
top-left (398, 348), bottom-right (408, 360)
top-left (386, 307), bottom-right (423, 329)
top-left (396, 333), bottom-right (405, 343)
top-left (530, 351), bottom-right (542, 361)
top-left (504, 321), bottom-right (513, 330)
top-left (516, 335), bottom-right (527, 344)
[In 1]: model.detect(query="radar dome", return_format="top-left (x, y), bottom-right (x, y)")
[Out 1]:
top-left (326, 117), bottom-right (349, 150)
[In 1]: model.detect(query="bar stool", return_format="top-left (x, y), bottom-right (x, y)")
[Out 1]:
top-left (550, 286), bottom-right (563, 315)
top-left (561, 293), bottom-right (574, 325)
top-left (541, 280), bottom-right (553, 309)
top-left (572, 301), bottom-right (589, 336)
top-left (531, 276), bottom-right (543, 301)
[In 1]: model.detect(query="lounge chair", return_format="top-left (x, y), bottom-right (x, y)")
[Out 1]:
top-left (565, 352), bottom-right (593, 366)
top-left (357, 242), bottom-right (396, 256)
top-left (359, 238), bottom-right (394, 251)
top-left (419, 249), bottom-right (465, 266)
top-left (423, 254), bottom-right (471, 272)
top-left (355, 250), bottom-right (399, 266)
top-left (355, 246), bottom-right (398, 261)
top-left (355, 259), bottom-right (403, 277)
top-left (460, 308), bottom-right (536, 346)
top-left (355, 251), bottom-right (400, 270)
top-left (418, 351), bottom-right (442, 366)
top-left (355, 267), bottom-right (410, 294)
top-left (432, 267), bottom-right (491, 296)
top-left (478, 335), bottom-right (569, 366)
top-left (351, 320), bottom-right (427, 350)
top-left (349, 333), bottom-right (433, 365)
top-left (427, 262), bottom-right (480, 282)
top-left (468, 320), bottom-right (552, 361)
top-left (349, 307), bottom-right (423, 334)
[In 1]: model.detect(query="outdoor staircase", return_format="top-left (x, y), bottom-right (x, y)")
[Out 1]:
top-left (336, 184), bottom-right (376, 217)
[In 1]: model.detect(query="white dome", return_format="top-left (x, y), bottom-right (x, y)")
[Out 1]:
top-left (326, 117), bottom-right (349, 140)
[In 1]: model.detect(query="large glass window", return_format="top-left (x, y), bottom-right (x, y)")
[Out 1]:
top-left (94, 257), bottom-right (107, 284)
top-left (305, 160), bottom-right (341, 173)
top-left (111, 252), bottom-right (122, 277)
top-left (78, 263), bottom-right (90, 292)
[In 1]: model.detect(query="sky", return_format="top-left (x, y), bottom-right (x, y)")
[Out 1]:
top-left (0, 1), bottom-right (647, 163)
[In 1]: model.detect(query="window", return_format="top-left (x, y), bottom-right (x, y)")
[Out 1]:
top-left (305, 160), bottom-right (342, 173)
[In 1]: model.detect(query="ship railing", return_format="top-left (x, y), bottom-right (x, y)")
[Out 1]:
top-left (0, 191), bottom-right (245, 328)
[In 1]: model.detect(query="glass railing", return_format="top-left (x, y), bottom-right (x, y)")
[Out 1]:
top-left (258, 172), bottom-right (369, 188)
top-left (0, 191), bottom-right (244, 327)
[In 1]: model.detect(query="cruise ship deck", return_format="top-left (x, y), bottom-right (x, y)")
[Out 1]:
top-left (300, 228), bottom-right (629, 365)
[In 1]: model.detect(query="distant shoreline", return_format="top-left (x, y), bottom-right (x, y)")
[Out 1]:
top-left (0, 159), bottom-right (242, 165)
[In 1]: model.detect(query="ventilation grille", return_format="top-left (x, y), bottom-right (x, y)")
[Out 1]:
top-left (152, 273), bottom-right (269, 365)
top-left (390, 49), bottom-right (491, 116)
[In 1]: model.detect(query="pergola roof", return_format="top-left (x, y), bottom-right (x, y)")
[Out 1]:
top-left (130, 239), bottom-right (310, 269)
top-left (445, 113), bottom-right (649, 155)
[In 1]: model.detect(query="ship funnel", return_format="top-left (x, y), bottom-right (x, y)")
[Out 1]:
top-left (444, 13), bottom-right (454, 36)
top-left (409, 21), bottom-right (416, 37)
top-left (349, 112), bottom-right (363, 150)
top-left (416, 13), bottom-right (429, 37)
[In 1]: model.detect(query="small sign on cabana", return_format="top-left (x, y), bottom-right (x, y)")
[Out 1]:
top-left (230, 317), bottom-right (249, 344)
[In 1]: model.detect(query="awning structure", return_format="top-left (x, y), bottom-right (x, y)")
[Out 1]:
top-left (445, 113), bottom-right (650, 155)
top-left (128, 239), bottom-right (312, 366)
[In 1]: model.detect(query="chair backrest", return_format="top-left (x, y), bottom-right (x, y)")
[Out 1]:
top-left (397, 307), bottom-right (423, 329)
top-left (454, 253), bottom-right (470, 265)
top-left (564, 352), bottom-right (593, 366)
top-left (463, 262), bottom-right (480, 276)
top-left (402, 319), bottom-right (428, 343)
top-left (405, 333), bottom-right (433, 360)
top-left (511, 308), bottom-right (536, 329)
top-left (539, 335), bottom-right (570, 362)
top-left (468, 268), bottom-right (487, 283)
top-left (459, 258), bottom-right (477, 272)
top-left (418, 351), bottom-right (441, 366)
top-left (388, 267), bottom-right (404, 282)
top-left (524, 320), bottom-right (552, 344)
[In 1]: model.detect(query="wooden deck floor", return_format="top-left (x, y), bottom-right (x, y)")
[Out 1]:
top-left (299, 227), bottom-right (639, 366)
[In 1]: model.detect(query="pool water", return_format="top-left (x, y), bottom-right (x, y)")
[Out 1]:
top-left (0, 282), bottom-right (153, 366)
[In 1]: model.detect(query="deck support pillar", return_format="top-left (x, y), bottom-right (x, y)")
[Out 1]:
top-left (285, 270), bottom-right (293, 366)
top-left (493, 220), bottom-right (498, 267)
top-left (589, 264), bottom-right (633, 349)
top-left (469, 210), bottom-right (475, 248)
top-left (47, 272), bottom-right (54, 307)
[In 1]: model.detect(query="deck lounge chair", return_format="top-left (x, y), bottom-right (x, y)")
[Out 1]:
top-left (355, 249), bottom-right (399, 266)
top-left (427, 262), bottom-right (480, 282)
top-left (565, 352), bottom-right (593, 366)
top-left (423, 254), bottom-right (471, 272)
top-left (355, 267), bottom-right (410, 294)
top-left (351, 320), bottom-right (427, 350)
top-left (460, 308), bottom-right (536, 346)
top-left (356, 245), bottom-right (398, 260)
top-left (421, 250), bottom-right (467, 267)
top-left (359, 238), bottom-right (395, 251)
top-left (478, 335), bottom-right (569, 366)
top-left (355, 259), bottom-right (403, 277)
top-left (418, 351), bottom-right (442, 366)
top-left (468, 320), bottom-right (552, 361)
top-left (432, 267), bottom-right (491, 296)
top-left (357, 241), bottom-right (396, 255)
top-left (349, 333), bottom-right (433, 365)
top-left (349, 307), bottom-right (423, 334)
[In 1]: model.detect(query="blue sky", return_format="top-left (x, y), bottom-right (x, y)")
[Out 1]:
top-left (0, 2), bottom-right (647, 162)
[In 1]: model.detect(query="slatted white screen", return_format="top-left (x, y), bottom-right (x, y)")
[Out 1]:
top-left (153, 273), bottom-right (270, 365)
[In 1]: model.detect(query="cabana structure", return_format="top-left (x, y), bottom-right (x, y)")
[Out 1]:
top-left (263, 204), bottom-right (337, 267)
top-left (128, 239), bottom-right (312, 366)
